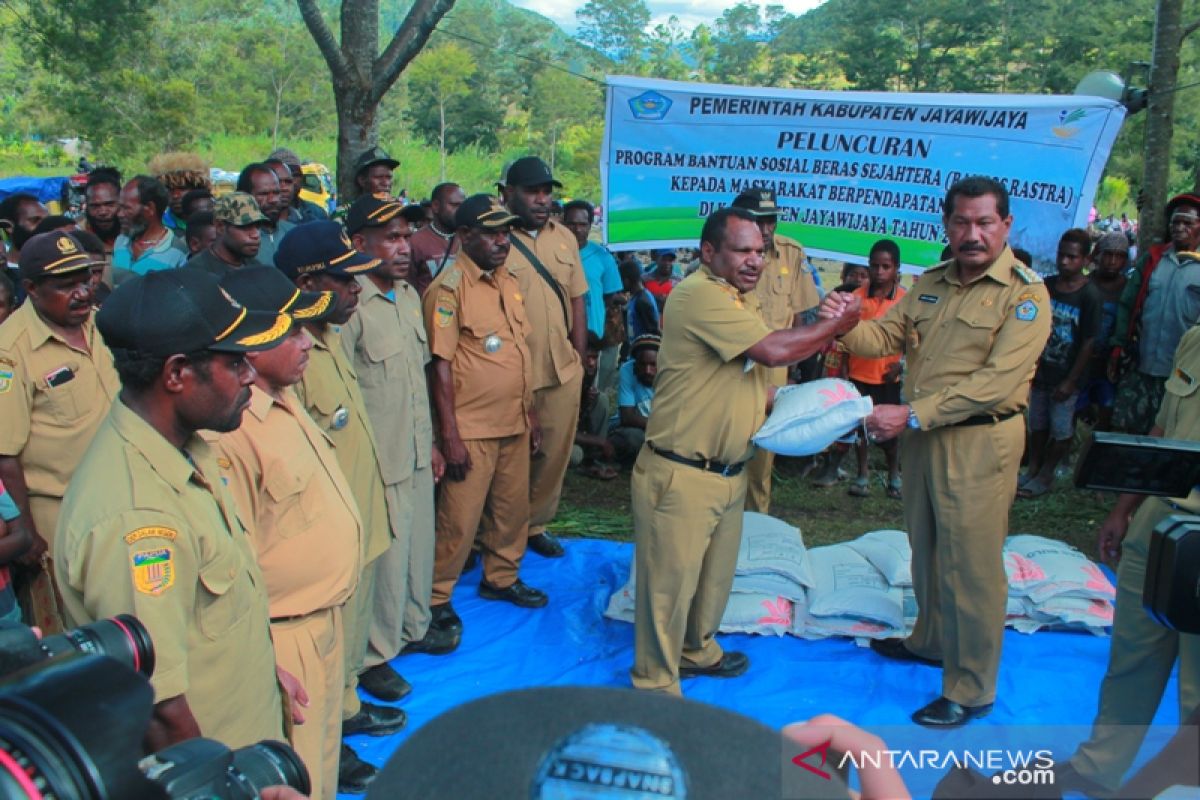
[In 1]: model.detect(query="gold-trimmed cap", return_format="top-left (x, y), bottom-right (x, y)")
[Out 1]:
top-left (220, 266), bottom-right (337, 325)
top-left (346, 193), bottom-right (404, 234)
top-left (455, 194), bottom-right (520, 231)
top-left (18, 231), bottom-right (92, 281)
top-left (273, 221), bottom-right (379, 280)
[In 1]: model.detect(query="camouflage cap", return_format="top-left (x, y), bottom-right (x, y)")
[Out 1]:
top-left (214, 192), bottom-right (268, 227)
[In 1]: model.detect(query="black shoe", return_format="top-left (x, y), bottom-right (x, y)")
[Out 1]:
top-left (911, 696), bottom-right (993, 728)
top-left (478, 579), bottom-right (548, 608)
top-left (869, 637), bottom-right (943, 667)
top-left (429, 602), bottom-right (462, 634)
top-left (527, 532), bottom-right (565, 558)
top-left (400, 623), bottom-right (460, 656)
top-left (679, 651), bottom-right (750, 679)
top-left (338, 744), bottom-right (377, 794)
top-left (358, 663), bottom-right (412, 702)
top-left (342, 701), bottom-right (407, 737)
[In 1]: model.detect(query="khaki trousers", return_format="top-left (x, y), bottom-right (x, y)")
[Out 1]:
top-left (433, 434), bottom-right (530, 603)
top-left (366, 465), bottom-right (435, 665)
top-left (1070, 497), bottom-right (1200, 789)
top-left (341, 557), bottom-right (377, 719)
top-left (744, 366), bottom-right (786, 514)
top-left (631, 447), bottom-right (747, 695)
top-left (529, 372), bottom-right (583, 537)
top-left (271, 607), bottom-right (343, 800)
top-left (901, 415), bottom-right (1023, 706)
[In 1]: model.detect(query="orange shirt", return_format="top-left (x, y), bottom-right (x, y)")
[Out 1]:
top-left (847, 282), bottom-right (906, 385)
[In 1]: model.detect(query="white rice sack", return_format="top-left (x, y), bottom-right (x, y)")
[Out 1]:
top-left (1023, 596), bottom-right (1114, 629)
top-left (752, 379), bottom-right (874, 456)
top-left (792, 610), bottom-right (904, 641)
top-left (902, 588), bottom-right (918, 628)
top-left (604, 570), bottom-right (636, 623)
top-left (1004, 534), bottom-right (1116, 604)
top-left (732, 570), bottom-right (808, 602)
top-left (735, 512), bottom-right (814, 590)
top-left (805, 544), bottom-right (905, 630)
top-left (847, 529), bottom-right (912, 587)
top-left (719, 592), bottom-right (793, 636)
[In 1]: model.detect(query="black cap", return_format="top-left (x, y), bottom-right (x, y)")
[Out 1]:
top-left (220, 266), bottom-right (337, 324)
top-left (273, 221), bottom-right (379, 280)
top-left (455, 194), bottom-right (520, 230)
top-left (97, 269), bottom-right (291, 356)
top-left (353, 146), bottom-right (400, 176)
top-left (19, 231), bottom-right (93, 281)
top-left (732, 187), bottom-right (780, 217)
top-left (366, 687), bottom-right (847, 799)
top-left (346, 193), bottom-right (404, 235)
top-left (504, 156), bottom-right (562, 189)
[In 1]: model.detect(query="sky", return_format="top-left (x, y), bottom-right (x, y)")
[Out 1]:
top-left (508, 0), bottom-right (826, 35)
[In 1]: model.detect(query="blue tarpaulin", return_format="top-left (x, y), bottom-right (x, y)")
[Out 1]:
top-left (0, 176), bottom-right (68, 206)
top-left (342, 538), bottom-right (1181, 798)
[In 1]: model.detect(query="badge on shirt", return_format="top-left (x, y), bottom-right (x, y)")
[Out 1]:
top-left (0, 367), bottom-right (12, 394)
top-left (1015, 300), bottom-right (1038, 321)
top-left (435, 304), bottom-right (455, 328)
top-left (918, 294), bottom-right (940, 304)
top-left (484, 334), bottom-right (502, 353)
top-left (131, 547), bottom-right (175, 595)
top-left (331, 405), bottom-right (350, 431)
top-left (780, 267), bottom-right (790, 275)
top-left (124, 526), bottom-right (178, 545)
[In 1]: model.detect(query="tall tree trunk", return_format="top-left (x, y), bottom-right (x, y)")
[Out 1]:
top-left (334, 83), bottom-right (377, 199)
top-left (1139, 0), bottom-right (1183, 254)
top-left (438, 99), bottom-right (447, 180)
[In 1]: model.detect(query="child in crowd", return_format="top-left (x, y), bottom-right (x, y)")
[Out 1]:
top-left (846, 240), bottom-right (906, 499)
top-left (1075, 232), bottom-right (1130, 432)
top-left (0, 479), bottom-right (28, 623)
top-left (1020, 228), bottom-right (1102, 498)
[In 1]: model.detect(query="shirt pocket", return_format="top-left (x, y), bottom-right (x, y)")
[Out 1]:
top-left (263, 459), bottom-right (319, 534)
top-left (196, 545), bottom-right (250, 640)
top-left (41, 364), bottom-right (87, 424)
top-left (950, 305), bottom-right (1001, 364)
top-left (359, 336), bottom-right (403, 388)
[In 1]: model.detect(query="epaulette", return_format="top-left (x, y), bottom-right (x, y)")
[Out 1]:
top-left (438, 266), bottom-right (462, 291)
top-left (1013, 263), bottom-right (1043, 284)
top-left (774, 233), bottom-right (802, 251)
top-left (927, 259), bottom-right (951, 272)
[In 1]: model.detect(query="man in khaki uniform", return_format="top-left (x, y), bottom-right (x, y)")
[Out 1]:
top-left (273, 222), bottom-right (403, 793)
top-left (424, 194), bottom-right (545, 636)
top-left (0, 231), bottom-right (119, 633)
top-left (1061, 326), bottom-right (1200, 792)
top-left (344, 195), bottom-right (454, 661)
top-left (730, 187), bottom-right (820, 514)
top-left (55, 269), bottom-right (290, 750)
top-left (632, 208), bottom-right (856, 696)
top-left (501, 157), bottom-right (589, 559)
top-left (831, 176), bottom-right (1051, 727)
top-left (213, 267), bottom-right (362, 800)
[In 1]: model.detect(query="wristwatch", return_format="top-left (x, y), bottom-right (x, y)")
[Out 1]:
top-left (906, 407), bottom-right (921, 430)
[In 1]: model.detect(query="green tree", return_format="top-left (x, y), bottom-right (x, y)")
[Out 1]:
top-left (529, 68), bottom-right (601, 172)
top-left (576, 0), bottom-right (650, 66)
top-left (407, 43), bottom-right (477, 179)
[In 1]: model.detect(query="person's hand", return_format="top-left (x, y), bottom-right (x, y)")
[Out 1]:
top-left (431, 445), bottom-right (446, 484)
top-left (784, 714), bottom-right (910, 800)
top-left (865, 404), bottom-right (910, 443)
top-left (276, 667), bottom-right (309, 725)
top-left (260, 787), bottom-right (309, 800)
top-left (599, 438), bottom-right (616, 462)
top-left (818, 291), bottom-right (853, 321)
top-left (1053, 378), bottom-right (1076, 403)
top-left (883, 361), bottom-right (903, 384)
top-left (529, 410), bottom-right (543, 455)
top-left (442, 435), bottom-right (471, 482)
top-left (17, 521), bottom-right (47, 568)
top-left (833, 294), bottom-right (863, 335)
top-left (1097, 508), bottom-right (1131, 566)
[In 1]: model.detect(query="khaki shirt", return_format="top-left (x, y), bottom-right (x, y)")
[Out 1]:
top-left (1156, 326), bottom-right (1200, 512)
top-left (212, 386), bottom-right (361, 618)
top-left (341, 277), bottom-right (433, 484)
top-left (55, 399), bottom-right (283, 748)
top-left (646, 266), bottom-right (771, 465)
top-left (424, 254), bottom-right (532, 441)
top-left (0, 303), bottom-right (119, 501)
top-left (505, 221), bottom-right (588, 390)
top-left (294, 325), bottom-right (391, 564)
top-left (753, 234), bottom-right (820, 330)
top-left (840, 248), bottom-right (1052, 428)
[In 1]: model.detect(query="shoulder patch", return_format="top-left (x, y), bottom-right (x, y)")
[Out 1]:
top-left (435, 303), bottom-right (456, 328)
top-left (1013, 264), bottom-right (1043, 284)
top-left (440, 267), bottom-right (462, 291)
top-left (124, 526), bottom-right (178, 545)
top-left (131, 546), bottom-right (175, 595)
top-left (1015, 299), bottom-right (1039, 321)
top-left (0, 366), bottom-right (12, 394)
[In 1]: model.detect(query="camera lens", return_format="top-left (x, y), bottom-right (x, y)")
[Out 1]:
top-left (40, 615), bottom-right (155, 678)
top-left (228, 740), bottom-right (311, 798)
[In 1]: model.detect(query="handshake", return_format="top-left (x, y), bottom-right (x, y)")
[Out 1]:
top-left (819, 290), bottom-right (863, 335)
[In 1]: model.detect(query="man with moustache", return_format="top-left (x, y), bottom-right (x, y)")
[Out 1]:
top-left (213, 266), bottom-right (362, 800)
top-left (631, 207), bottom-right (857, 696)
top-left (830, 176), bottom-right (1051, 727)
top-left (83, 168), bottom-right (123, 259)
top-left (55, 268), bottom-right (294, 750)
top-left (186, 193), bottom-right (268, 279)
top-left (501, 156), bottom-right (589, 560)
top-left (274, 222), bottom-right (403, 794)
top-left (268, 148), bottom-right (329, 224)
top-left (0, 232), bottom-right (120, 632)
top-left (112, 176), bottom-right (187, 280)
top-left (0, 193), bottom-right (49, 276)
top-left (343, 194), bottom-right (453, 678)
top-left (239, 163), bottom-right (294, 267)
top-left (423, 194), bottom-right (545, 637)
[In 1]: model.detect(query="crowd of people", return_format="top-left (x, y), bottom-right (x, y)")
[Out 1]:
top-left (0, 144), bottom-right (1195, 800)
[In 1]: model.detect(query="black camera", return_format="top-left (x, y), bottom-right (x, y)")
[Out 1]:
top-left (0, 617), bottom-right (309, 799)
